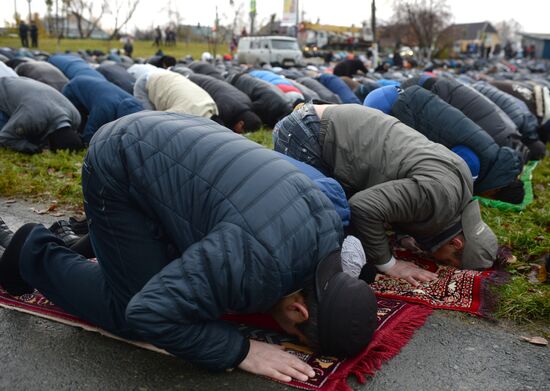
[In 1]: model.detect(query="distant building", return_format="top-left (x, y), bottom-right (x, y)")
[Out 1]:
top-left (43, 14), bottom-right (109, 39)
top-left (297, 22), bottom-right (372, 50)
top-left (520, 33), bottom-right (550, 59)
top-left (443, 21), bottom-right (500, 55)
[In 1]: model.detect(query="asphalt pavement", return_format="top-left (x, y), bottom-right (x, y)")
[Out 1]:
top-left (0, 198), bottom-right (548, 391)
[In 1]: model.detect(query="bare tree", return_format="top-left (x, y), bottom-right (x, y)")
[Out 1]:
top-left (108, 0), bottom-right (140, 39)
top-left (495, 19), bottom-right (523, 44)
top-left (65, 0), bottom-right (107, 38)
top-left (45, 0), bottom-right (53, 34)
top-left (392, 0), bottom-right (452, 60)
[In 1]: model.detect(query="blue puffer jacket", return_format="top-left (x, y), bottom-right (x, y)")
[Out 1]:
top-left (392, 86), bottom-right (521, 194)
top-left (249, 70), bottom-right (293, 86)
top-left (472, 81), bottom-right (540, 144)
top-left (63, 76), bottom-right (143, 142)
top-left (48, 54), bottom-right (106, 80)
top-left (87, 111), bottom-right (343, 371)
top-left (275, 152), bottom-right (350, 226)
top-left (318, 74), bottom-right (361, 104)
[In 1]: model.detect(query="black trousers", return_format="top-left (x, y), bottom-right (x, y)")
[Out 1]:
top-left (19, 158), bottom-right (173, 339)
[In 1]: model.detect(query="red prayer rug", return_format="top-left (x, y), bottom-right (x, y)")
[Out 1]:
top-left (0, 286), bottom-right (431, 391)
top-left (371, 249), bottom-right (507, 317)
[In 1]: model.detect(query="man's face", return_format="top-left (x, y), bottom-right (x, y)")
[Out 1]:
top-left (430, 243), bottom-right (461, 268)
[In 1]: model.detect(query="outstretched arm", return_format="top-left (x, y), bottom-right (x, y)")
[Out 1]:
top-left (125, 222), bottom-right (315, 380)
top-left (349, 179), bottom-right (438, 286)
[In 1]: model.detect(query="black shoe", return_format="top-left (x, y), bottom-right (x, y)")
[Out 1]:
top-left (0, 217), bottom-right (14, 249)
top-left (0, 223), bottom-right (37, 296)
top-left (49, 220), bottom-right (80, 247)
top-left (69, 216), bottom-right (89, 236)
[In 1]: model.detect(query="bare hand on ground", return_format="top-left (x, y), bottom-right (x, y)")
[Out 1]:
top-left (386, 259), bottom-right (438, 287)
top-left (238, 339), bottom-right (315, 382)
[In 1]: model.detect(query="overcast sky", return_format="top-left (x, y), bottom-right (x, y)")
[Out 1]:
top-left (2, 0), bottom-right (548, 34)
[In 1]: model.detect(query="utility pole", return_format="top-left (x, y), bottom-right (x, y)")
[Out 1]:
top-left (249, 0), bottom-right (256, 35)
top-left (371, 0), bottom-right (378, 67)
top-left (213, 5), bottom-right (219, 58)
top-left (295, 0), bottom-right (299, 38)
top-left (27, 0), bottom-right (32, 24)
top-left (371, 0), bottom-right (376, 43)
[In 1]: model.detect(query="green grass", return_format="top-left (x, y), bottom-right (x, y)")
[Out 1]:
top-left (0, 36), bottom-right (212, 60)
top-left (480, 157), bottom-right (550, 323)
top-left (246, 127), bottom-right (274, 149)
top-left (0, 148), bottom-right (85, 211)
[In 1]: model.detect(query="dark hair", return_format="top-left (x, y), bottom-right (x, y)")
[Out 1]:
top-left (296, 283), bottom-right (320, 350)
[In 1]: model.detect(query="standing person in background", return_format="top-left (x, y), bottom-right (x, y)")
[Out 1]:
top-left (30, 21), bottom-right (38, 48)
top-left (153, 26), bottom-right (161, 47)
top-left (124, 38), bottom-right (134, 57)
top-left (324, 51), bottom-right (334, 66)
top-left (393, 47), bottom-right (403, 68)
top-left (529, 44), bottom-right (536, 59)
top-left (19, 21), bottom-right (29, 48)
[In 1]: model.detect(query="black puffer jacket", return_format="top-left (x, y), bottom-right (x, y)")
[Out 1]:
top-left (188, 73), bottom-right (255, 128)
top-left (425, 77), bottom-right (523, 149)
top-left (473, 81), bottom-right (540, 144)
top-left (87, 111), bottom-right (342, 371)
top-left (393, 86), bottom-right (522, 194)
top-left (226, 72), bottom-right (292, 127)
top-left (188, 61), bottom-right (225, 80)
top-left (333, 59), bottom-right (368, 78)
top-left (297, 77), bottom-right (342, 104)
top-left (96, 63), bottom-right (136, 94)
top-left (14, 61), bottom-right (69, 92)
top-left (0, 77), bottom-right (80, 153)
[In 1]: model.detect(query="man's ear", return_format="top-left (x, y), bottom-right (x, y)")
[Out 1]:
top-left (286, 300), bottom-right (309, 324)
top-left (450, 235), bottom-right (465, 251)
top-left (233, 120), bottom-right (245, 133)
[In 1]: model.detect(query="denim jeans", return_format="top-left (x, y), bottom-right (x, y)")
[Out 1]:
top-left (19, 157), bottom-right (173, 339)
top-left (273, 103), bottom-right (324, 171)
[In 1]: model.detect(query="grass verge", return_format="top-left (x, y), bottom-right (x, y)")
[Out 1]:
top-left (0, 148), bottom-right (85, 211)
top-left (0, 36), bottom-right (212, 60)
top-left (0, 129), bottom-right (548, 324)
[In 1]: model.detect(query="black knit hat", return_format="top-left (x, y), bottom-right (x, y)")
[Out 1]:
top-left (238, 110), bottom-right (262, 132)
top-left (492, 179), bottom-right (525, 204)
top-left (525, 140), bottom-right (546, 161)
top-left (315, 252), bottom-right (378, 357)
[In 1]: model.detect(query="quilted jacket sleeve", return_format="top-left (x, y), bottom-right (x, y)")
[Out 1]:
top-left (0, 113), bottom-right (41, 153)
top-left (125, 221), bottom-right (273, 371)
top-left (348, 178), bottom-right (435, 266)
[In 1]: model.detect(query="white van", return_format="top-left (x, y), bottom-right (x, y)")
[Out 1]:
top-left (237, 36), bottom-right (303, 67)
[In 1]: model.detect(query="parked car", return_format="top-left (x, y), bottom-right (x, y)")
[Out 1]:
top-left (237, 36), bottom-right (303, 66)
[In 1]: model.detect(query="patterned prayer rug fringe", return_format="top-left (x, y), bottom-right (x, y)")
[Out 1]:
top-left (321, 304), bottom-right (433, 391)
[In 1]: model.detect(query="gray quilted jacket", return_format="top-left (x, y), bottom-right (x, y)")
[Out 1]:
top-left (0, 77), bottom-right (80, 153)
